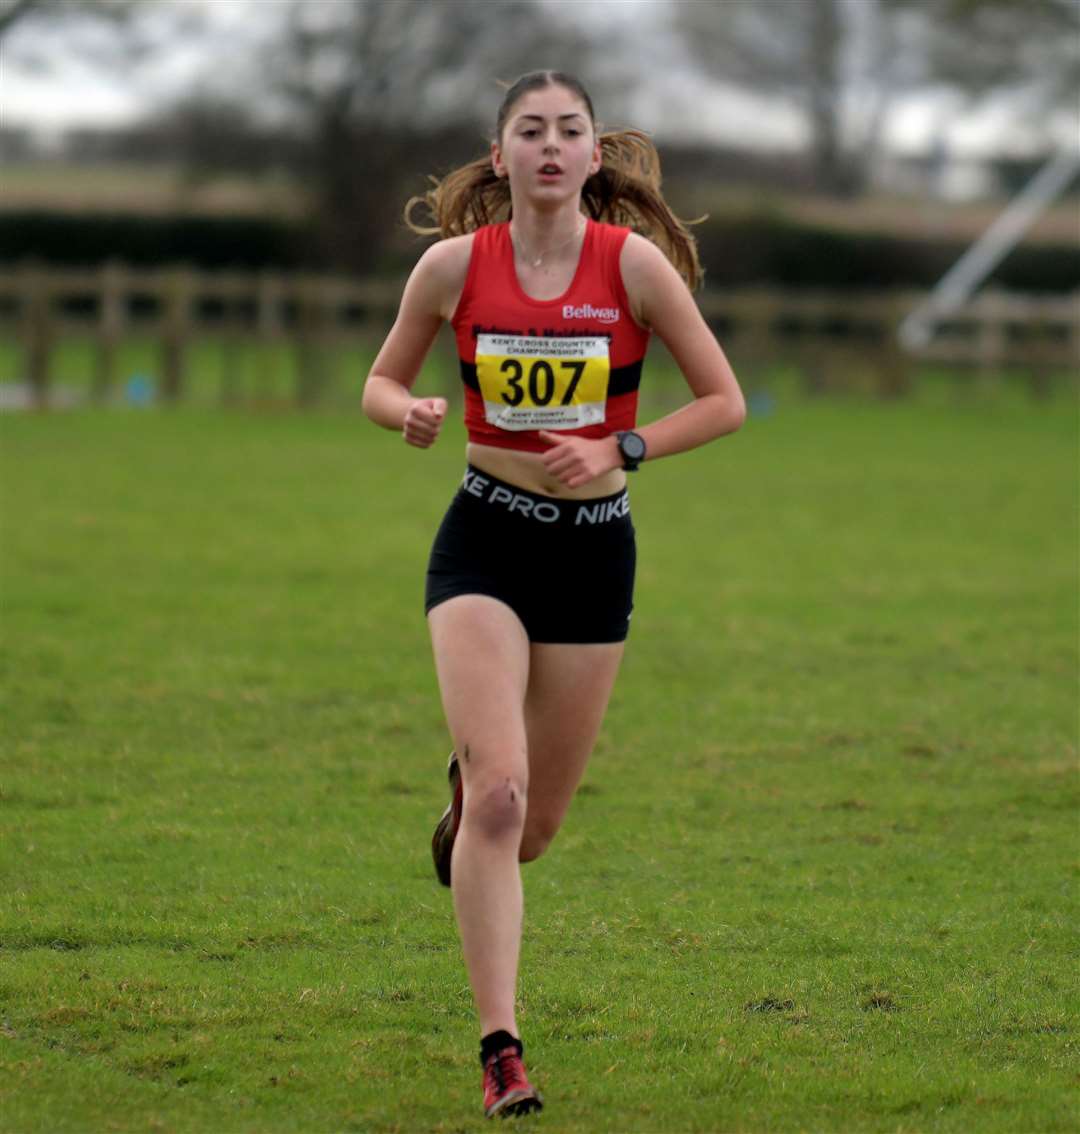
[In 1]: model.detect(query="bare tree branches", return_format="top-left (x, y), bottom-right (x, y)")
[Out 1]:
top-left (0, 0), bottom-right (38, 40)
top-left (672, 0), bottom-right (908, 193)
top-left (235, 0), bottom-right (610, 271)
top-left (890, 0), bottom-right (1080, 111)
top-left (0, 0), bottom-right (135, 43)
top-left (672, 0), bottom-right (1078, 193)
top-left (262, 0), bottom-right (597, 133)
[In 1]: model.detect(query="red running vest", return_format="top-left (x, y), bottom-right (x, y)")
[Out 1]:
top-left (452, 219), bottom-right (651, 453)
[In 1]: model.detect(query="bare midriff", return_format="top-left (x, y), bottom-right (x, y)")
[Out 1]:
top-left (467, 442), bottom-right (626, 500)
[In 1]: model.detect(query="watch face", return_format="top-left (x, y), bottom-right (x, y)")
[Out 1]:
top-left (621, 432), bottom-right (646, 460)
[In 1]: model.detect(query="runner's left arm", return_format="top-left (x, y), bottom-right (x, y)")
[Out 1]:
top-left (539, 234), bottom-right (745, 488)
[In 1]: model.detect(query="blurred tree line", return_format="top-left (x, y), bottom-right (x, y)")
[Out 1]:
top-left (2, 0), bottom-right (1077, 282)
top-left (674, 0), bottom-right (1079, 194)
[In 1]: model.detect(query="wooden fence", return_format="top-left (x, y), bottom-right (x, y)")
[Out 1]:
top-left (0, 262), bottom-right (1076, 407)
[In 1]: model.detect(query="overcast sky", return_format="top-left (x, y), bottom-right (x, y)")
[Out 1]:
top-left (0, 0), bottom-right (1072, 157)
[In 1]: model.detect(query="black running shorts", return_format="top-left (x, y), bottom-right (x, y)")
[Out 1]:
top-left (425, 465), bottom-right (636, 644)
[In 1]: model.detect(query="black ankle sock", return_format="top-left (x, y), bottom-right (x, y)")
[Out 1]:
top-left (480, 1029), bottom-right (522, 1065)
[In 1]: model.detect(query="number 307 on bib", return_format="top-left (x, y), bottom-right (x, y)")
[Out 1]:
top-left (475, 334), bottom-right (611, 432)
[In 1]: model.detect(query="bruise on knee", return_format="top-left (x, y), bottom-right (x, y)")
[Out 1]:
top-left (464, 773), bottom-right (527, 842)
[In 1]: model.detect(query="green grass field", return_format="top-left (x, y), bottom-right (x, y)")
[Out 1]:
top-left (1, 376), bottom-right (1077, 1132)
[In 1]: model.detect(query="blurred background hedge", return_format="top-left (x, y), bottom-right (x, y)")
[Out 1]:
top-left (4, 209), bottom-right (1076, 293)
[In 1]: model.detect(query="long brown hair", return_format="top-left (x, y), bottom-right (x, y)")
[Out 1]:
top-left (405, 71), bottom-right (704, 290)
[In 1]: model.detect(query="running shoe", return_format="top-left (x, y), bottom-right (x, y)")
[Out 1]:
top-left (431, 751), bottom-right (462, 887)
top-left (482, 1045), bottom-right (543, 1119)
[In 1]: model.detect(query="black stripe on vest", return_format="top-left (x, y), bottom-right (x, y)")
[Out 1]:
top-left (459, 358), bottom-right (643, 397)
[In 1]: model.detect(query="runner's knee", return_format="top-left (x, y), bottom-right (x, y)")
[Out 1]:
top-left (464, 774), bottom-right (527, 842)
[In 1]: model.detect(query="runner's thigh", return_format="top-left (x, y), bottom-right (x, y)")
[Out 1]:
top-left (428, 594), bottom-right (532, 785)
top-left (523, 641), bottom-right (624, 845)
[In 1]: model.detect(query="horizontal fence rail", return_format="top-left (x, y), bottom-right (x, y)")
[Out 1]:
top-left (0, 262), bottom-right (1076, 407)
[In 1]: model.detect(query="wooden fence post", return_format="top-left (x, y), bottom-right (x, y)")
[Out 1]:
top-left (1065, 290), bottom-right (1080, 398)
top-left (295, 274), bottom-right (328, 408)
top-left (216, 272), bottom-right (245, 408)
top-left (976, 290), bottom-right (1007, 380)
top-left (796, 294), bottom-right (831, 396)
top-left (1070, 291), bottom-right (1080, 371)
top-left (20, 261), bottom-right (51, 409)
top-left (1027, 294), bottom-right (1069, 400)
top-left (160, 267), bottom-right (192, 403)
top-left (730, 289), bottom-right (776, 389)
top-left (255, 270), bottom-right (284, 405)
top-left (94, 261), bottom-right (126, 403)
top-left (876, 296), bottom-right (914, 399)
top-left (221, 334), bottom-right (245, 408)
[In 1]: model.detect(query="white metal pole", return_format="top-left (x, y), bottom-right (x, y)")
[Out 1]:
top-left (899, 149), bottom-right (1080, 352)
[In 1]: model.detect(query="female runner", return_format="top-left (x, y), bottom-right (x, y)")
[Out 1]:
top-left (362, 70), bottom-right (745, 1119)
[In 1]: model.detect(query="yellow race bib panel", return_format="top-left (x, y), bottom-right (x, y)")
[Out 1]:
top-left (475, 334), bottom-right (610, 431)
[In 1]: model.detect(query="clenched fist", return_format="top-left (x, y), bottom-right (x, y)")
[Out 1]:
top-left (538, 430), bottom-right (622, 489)
top-left (403, 397), bottom-right (448, 449)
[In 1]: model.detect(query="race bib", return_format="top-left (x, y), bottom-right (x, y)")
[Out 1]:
top-left (475, 334), bottom-right (610, 431)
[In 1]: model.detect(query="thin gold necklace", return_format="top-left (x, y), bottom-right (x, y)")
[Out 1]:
top-left (511, 216), bottom-right (586, 269)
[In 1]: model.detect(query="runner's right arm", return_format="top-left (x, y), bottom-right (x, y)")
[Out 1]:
top-left (362, 242), bottom-right (460, 448)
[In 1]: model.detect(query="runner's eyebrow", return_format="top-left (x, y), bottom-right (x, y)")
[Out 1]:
top-left (515, 113), bottom-right (587, 124)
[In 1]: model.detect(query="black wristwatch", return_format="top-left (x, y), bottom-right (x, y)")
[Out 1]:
top-left (616, 430), bottom-right (647, 472)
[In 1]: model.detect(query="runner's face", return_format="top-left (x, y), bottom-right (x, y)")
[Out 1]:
top-left (493, 85), bottom-right (601, 200)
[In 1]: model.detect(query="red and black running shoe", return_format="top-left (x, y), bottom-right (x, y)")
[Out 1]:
top-left (483, 1045), bottom-right (543, 1119)
top-left (431, 751), bottom-right (462, 887)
